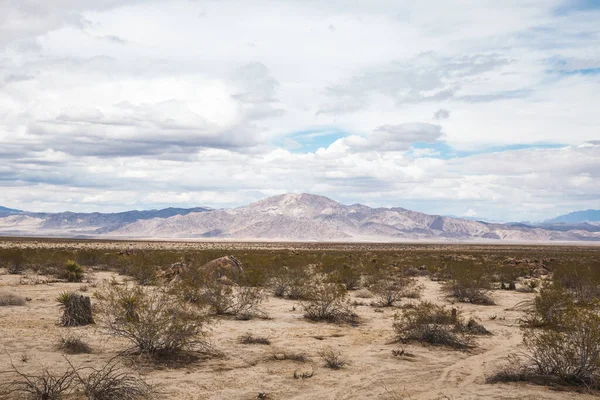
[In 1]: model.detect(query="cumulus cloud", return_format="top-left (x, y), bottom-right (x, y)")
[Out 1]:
top-left (328, 123), bottom-right (443, 153)
top-left (0, 0), bottom-right (599, 221)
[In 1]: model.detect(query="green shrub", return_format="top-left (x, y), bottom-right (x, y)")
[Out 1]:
top-left (61, 260), bottom-right (84, 282)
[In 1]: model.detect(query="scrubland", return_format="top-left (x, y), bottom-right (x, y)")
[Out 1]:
top-left (1, 238), bottom-right (599, 399)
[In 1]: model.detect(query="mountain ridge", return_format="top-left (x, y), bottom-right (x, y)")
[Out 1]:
top-left (545, 209), bottom-right (600, 224)
top-left (1, 194), bottom-right (599, 242)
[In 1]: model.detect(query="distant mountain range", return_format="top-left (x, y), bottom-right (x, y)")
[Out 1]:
top-left (1, 193), bottom-right (599, 242)
top-left (545, 209), bottom-right (600, 224)
top-left (0, 206), bottom-right (22, 215)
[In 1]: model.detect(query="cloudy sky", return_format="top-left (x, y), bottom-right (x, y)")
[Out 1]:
top-left (0, 0), bottom-right (599, 222)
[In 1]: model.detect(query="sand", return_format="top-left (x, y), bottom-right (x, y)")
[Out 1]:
top-left (1, 266), bottom-right (595, 400)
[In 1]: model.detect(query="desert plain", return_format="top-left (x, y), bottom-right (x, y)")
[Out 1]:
top-left (1, 238), bottom-right (599, 400)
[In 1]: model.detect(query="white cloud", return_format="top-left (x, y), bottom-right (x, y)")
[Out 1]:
top-left (0, 0), bottom-right (599, 221)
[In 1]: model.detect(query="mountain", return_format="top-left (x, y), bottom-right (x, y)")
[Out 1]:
top-left (0, 206), bottom-right (22, 215)
top-left (545, 210), bottom-right (600, 224)
top-left (0, 194), bottom-right (598, 242)
top-left (0, 207), bottom-right (211, 236)
top-left (106, 193), bottom-right (600, 242)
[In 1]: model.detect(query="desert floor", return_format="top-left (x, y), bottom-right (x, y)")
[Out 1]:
top-left (1, 265), bottom-right (597, 400)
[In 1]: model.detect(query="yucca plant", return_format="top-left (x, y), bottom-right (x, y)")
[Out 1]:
top-left (62, 260), bottom-right (84, 282)
top-left (57, 291), bottom-right (94, 327)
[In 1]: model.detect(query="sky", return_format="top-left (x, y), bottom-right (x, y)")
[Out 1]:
top-left (0, 0), bottom-right (599, 222)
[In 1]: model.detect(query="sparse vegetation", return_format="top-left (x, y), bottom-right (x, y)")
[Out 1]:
top-left (0, 291), bottom-right (26, 306)
top-left (75, 358), bottom-right (153, 400)
top-left (57, 334), bottom-right (92, 354)
top-left (96, 281), bottom-right (210, 357)
top-left (238, 332), bottom-right (271, 345)
top-left (301, 280), bottom-right (358, 325)
top-left (443, 261), bottom-right (495, 305)
top-left (60, 260), bottom-right (84, 282)
top-left (318, 346), bottom-right (347, 369)
top-left (393, 301), bottom-right (473, 349)
top-left (57, 292), bottom-right (94, 327)
top-left (3, 239), bottom-right (600, 398)
top-left (3, 355), bottom-right (151, 400)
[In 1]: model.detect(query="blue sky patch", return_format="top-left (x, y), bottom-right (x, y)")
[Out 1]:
top-left (409, 142), bottom-right (566, 159)
top-left (554, 0), bottom-right (600, 15)
top-left (281, 128), bottom-right (349, 152)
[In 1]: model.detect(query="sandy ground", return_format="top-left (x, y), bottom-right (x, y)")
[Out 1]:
top-left (1, 268), bottom-right (596, 400)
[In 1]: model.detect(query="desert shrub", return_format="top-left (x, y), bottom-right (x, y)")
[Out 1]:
top-left (301, 281), bottom-right (358, 325)
top-left (371, 281), bottom-right (404, 307)
top-left (525, 308), bottom-right (600, 383)
top-left (443, 262), bottom-right (494, 305)
top-left (57, 334), bottom-right (92, 354)
top-left (59, 260), bottom-right (84, 282)
top-left (0, 291), bottom-right (26, 306)
top-left (57, 292), bottom-right (94, 327)
top-left (4, 360), bottom-right (77, 400)
top-left (1, 248), bottom-right (26, 274)
top-left (174, 265), bottom-right (265, 318)
top-left (553, 263), bottom-right (600, 302)
top-left (371, 278), bottom-right (420, 307)
top-left (318, 346), bottom-right (347, 369)
top-left (184, 282), bottom-right (265, 318)
top-left (3, 356), bottom-right (151, 400)
top-left (524, 283), bottom-right (575, 329)
top-left (238, 332), bottom-right (271, 345)
top-left (490, 308), bottom-right (600, 390)
top-left (268, 266), bottom-right (312, 300)
top-left (75, 358), bottom-right (152, 400)
top-left (464, 319), bottom-right (491, 335)
top-left (393, 301), bottom-right (472, 349)
top-left (330, 264), bottom-right (361, 290)
top-left (96, 282), bottom-right (210, 357)
top-left (125, 263), bottom-right (157, 286)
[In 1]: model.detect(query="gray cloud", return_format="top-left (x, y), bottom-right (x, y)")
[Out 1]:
top-left (320, 52), bottom-right (511, 114)
top-left (434, 109), bottom-right (450, 120)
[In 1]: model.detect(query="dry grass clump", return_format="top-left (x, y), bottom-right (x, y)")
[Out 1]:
top-left (238, 332), bottom-right (271, 345)
top-left (301, 281), bottom-right (358, 325)
top-left (57, 334), bottom-right (93, 354)
top-left (0, 291), bottom-right (26, 306)
top-left (96, 281), bottom-right (211, 358)
top-left (57, 292), bottom-right (94, 327)
top-left (318, 346), bottom-right (347, 369)
top-left (76, 358), bottom-right (152, 400)
top-left (3, 355), bottom-right (152, 400)
top-left (393, 301), bottom-right (473, 349)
